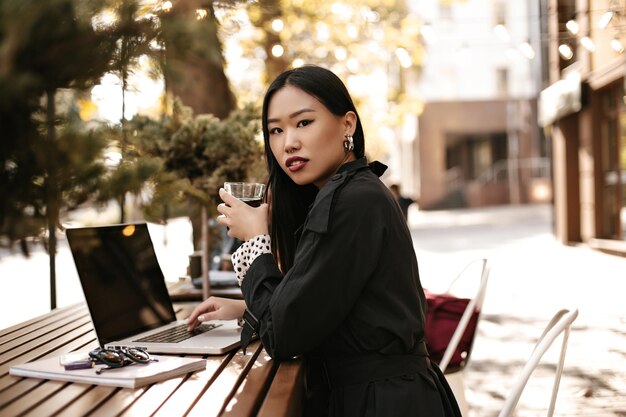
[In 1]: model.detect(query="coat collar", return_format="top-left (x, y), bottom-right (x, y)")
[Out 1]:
top-left (304, 157), bottom-right (387, 234)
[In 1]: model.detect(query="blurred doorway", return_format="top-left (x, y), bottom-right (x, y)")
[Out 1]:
top-left (599, 81), bottom-right (626, 241)
top-left (446, 133), bottom-right (508, 183)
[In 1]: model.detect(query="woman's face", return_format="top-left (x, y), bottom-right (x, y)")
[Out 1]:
top-left (267, 85), bottom-right (356, 189)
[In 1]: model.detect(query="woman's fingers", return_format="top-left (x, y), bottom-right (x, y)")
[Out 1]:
top-left (187, 298), bottom-right (247, 331)
top-left (217, 187), bottom-right (269, 240)
top-left (216, 202), bottom-right (229, 215)
top-left (219, 188), bottom-right (240, 207)
top-left (216, 203), bottom-right (230, 228)
top-left (187, 298), bottom-right (217, 330)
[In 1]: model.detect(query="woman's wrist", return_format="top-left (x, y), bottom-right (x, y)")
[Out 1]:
top-left (231, 234), bottom-right (272, 285)
top-left (244, 227), bottom-right (269, 242)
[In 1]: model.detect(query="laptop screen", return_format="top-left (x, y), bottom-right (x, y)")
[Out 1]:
top-left (66, 223), bottom-right (177, 346)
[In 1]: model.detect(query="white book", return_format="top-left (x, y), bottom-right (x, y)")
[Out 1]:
top-left (9, 352), bottom-right (206, 389)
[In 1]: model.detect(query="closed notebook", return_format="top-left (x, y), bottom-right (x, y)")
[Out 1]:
top-left (9, 352), bottom-right (206, 389)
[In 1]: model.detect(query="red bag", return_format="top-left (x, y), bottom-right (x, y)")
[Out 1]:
top-left (424, 290), bottom-right (479, 371)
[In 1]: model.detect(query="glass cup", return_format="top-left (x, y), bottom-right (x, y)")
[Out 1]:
top-left (224, 182), bottom-right (266, 207)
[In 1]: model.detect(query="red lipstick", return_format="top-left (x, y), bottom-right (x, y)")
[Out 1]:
top-left (286, 156), bottom-right (308, 172)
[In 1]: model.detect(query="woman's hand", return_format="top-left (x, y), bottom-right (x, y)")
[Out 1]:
top-left (187, 297), bottom-right (247, 331)
top-left (216, 188), bottom-right (269, 241)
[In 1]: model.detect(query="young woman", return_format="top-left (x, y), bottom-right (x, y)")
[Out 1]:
top-left (187, 65), bottom-right (461, 417)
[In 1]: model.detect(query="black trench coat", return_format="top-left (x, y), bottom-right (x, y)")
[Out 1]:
top-left (241, 157), bottom-right (461, 417)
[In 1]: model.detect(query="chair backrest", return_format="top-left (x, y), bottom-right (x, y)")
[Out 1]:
top-left (437, 258), bottom-right (490, 373)
top-left (497, 308), bottom-right (579, 417)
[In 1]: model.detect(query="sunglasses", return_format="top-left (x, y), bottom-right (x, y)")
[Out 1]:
top-left (89, 347), bottom-right (157, 374)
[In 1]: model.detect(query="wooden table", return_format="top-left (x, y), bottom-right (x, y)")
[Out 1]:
top-left (0, 303), bottom-right (303, 417)
top-left (168, 277), bottom-right (243, 302)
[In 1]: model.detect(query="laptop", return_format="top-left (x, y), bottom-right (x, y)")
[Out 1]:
top-left (66, 223), bottom-right (241, 355)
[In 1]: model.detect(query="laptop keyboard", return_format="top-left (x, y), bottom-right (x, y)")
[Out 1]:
top-left (134, 323), bottom-right (221, 344)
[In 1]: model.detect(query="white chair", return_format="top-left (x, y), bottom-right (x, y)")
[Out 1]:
top-left (497, 308), bottom-right (579, 417)
top-left (436, 258), bottom-right (491, 416)
top-left (438, 258), bottom-right (490, 372)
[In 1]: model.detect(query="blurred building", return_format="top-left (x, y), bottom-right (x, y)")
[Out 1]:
top-left (410, 1), bottom-right (549, 209)
top-left (540, 0), bottom-right (626, 253)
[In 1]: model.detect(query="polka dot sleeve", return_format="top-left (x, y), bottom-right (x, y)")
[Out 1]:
top-left (231, 234), bottom-right (272, 285)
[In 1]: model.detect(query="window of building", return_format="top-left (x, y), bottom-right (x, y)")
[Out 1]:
top-left (446, 133), bottom-right (508, 183)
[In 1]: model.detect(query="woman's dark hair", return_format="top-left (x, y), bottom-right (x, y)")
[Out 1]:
top-left (262, 65), bottom-right (365, 272)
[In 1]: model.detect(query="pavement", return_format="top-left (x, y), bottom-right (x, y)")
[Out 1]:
top-left (1, 203), bottom-right (625, 416)
top-left (408, 204), bottom-right (626, 417)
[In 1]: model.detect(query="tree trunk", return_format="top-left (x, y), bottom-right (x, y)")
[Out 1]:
top-left (118, 194), bottom-right (126, 223)
top-left (161, 0), bottom-right (237, 251)
top-left (201, 204), bottom-right (211, 299)
top-left (162, 0), bottom-right (236, 118)
top-left (45, 88), bottom-right (58, 310)
top-left (119, 63), bottom-right (128, 224)
top-left (257, 0), bottom-right (289, 84)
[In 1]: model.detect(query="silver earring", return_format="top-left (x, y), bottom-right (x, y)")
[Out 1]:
top-left (343, 135), bottom-right (354, 153)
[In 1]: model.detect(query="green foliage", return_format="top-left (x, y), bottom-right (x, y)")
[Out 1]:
top-left (96, 156), bottom-right (162, 204)
top-left (224, 0), bottom-right (427, 161)
top-left (0, 0), bottom-right (145, 250)
top-left (0, 111), bottom-right (108, 244)
top-left (0, 76), bottom-right (45, 242)
top-left (55, 125), bottom-right (108, 210)
top-left (166, 102), bottom-right (263, 206)
top-left (109, 1), bottom-right (159, 80)
top-left (124, 98), bottom-right (264, 224)
top-left (128, 100), bottom-right (264, 215)
top-left (140, 170), bottom-right (190, 224)
top-left (122, 99), bottom-right (190, 222)
top-left (127, 99), bottom-right (193, 159)
top-left (2, 0), bottom-right (119, 92)
top-left (241, 0), bottom-right (423, 79)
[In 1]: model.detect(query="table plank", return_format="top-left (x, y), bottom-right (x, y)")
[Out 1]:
top-left (118, 373), bottom-right (188, 417)
top-left (0, 314), bottom-right (91, 357)
top-left (0, 321), bottom-right (93, 374)
top-left (186, 342), bottom-right (264, 417)
top-left (152, 354), bottom-right (234, 417)
top-left (0, 376), bottom-right (46, 414)
top-left (0, 332), bottom-right (97, 403)
top-left (88, 351), bottom-right (236, 417)
top-left (52, 385), bottom-right (119, 417)
top-left (21, 382), bottom-right (94, 417)
top-left (0, 305), bottom-right (89, 352)
top-left (256, 359), bottom-right (304, 417)
top-left (220, 348), bottom-right (277, 417)
top-left (0, 303), bottom-right (305, 417)
top-left (9, 303), bottom-right (204, 417)
top-left (0, 379), bottom-right (69, 416)
top-left (86, 385), bottom-right (149, 417)
top-left (0, 304), bottom-right (85, 341)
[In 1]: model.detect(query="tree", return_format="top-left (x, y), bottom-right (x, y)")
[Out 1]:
top-left (166, 101), bottom-right (263, 298)
top-left (159, 0), bottom-right (239, 250)
top-left (160, 0), bottom-right (236, 118)
top-left (106, 0), bottom-right (160, 223)
top-left (92, 122), bottom-right (163, 222)
top-left (124, 98), bottom-right (194, 226)
top-left (232, 0), bottom-right (425, 161)
top-left (0, 77), bottom-right (48, 254)
top-left (0, 0), bottom-right (135, 309)
top-left (128, 100), bottom-right (264, 297)
top-left (246, 0), bottom-right (289, 84)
